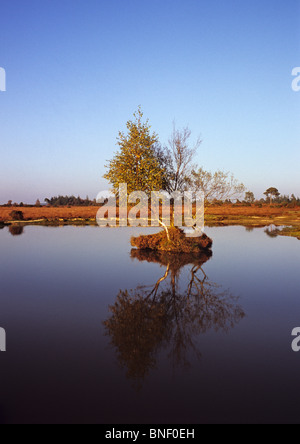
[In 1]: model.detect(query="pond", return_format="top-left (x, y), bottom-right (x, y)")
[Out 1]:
top-left (0, 225), bottom-right (300, 424)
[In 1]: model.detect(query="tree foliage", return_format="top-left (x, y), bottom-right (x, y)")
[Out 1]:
top-left (45, 195), bottom-right (96, 206)
top-left (244, 191), bottom-right (255, 204)
top-left (264, 187), bottom-right (280, 204)
top-left (104, 108), bottom-right (167, 195)
top-left (103, 109), bottom-right (247, 204)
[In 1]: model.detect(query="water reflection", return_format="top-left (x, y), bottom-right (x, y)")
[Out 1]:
top-left (9, 225), bottom-right (24, 236)
top-left (104, 250), bottom-right (245, 389)
top-left (264, 225), bottom-right (280, 238)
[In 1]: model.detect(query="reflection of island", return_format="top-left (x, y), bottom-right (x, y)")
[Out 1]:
top-left (9, 225), bottom-right (24, 236)
top-left (265, 226), bottom-right (279, 238)
top-left (104, 250), bottom-right (245, 389)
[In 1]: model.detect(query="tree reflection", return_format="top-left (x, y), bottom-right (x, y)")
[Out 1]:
top-left (104, 250), bottom-right (245, 389)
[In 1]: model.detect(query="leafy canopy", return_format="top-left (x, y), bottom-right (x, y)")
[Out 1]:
top-left (104, 108), bottom-right (166, 195)
top-left (264, 187), bottom-right (280, 197)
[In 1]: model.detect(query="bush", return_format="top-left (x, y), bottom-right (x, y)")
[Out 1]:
top-left (9, 210), bottom-right (24, 221)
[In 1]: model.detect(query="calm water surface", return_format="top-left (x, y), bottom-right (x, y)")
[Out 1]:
top-left (0, 225), bottom-right (300, 424)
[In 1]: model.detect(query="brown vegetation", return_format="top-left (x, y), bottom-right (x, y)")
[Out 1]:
top-left (130, 249), bottom-right (212, 269)
top-left (0, 204), bottom-right (300, 236)
top-left (9, 210), bottom-right (24, 221)
top-left (0, 206), bottom-right (100, 223)
top-left (9, 225), bottom-right (24, 236)
top-left (0, 204), bottom-right (299, 222)
top-left (131, 227), bottom-right (213, 253)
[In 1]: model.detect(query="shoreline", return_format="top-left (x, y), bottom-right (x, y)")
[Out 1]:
top-left (1, 205), bottom-right (300, 239)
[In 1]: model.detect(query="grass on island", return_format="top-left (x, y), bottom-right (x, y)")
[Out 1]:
top-left (131, 227), bottom-right (213, 254)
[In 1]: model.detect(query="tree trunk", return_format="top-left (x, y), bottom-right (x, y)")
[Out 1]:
top-left (159, 220), bottom-right (170, 242)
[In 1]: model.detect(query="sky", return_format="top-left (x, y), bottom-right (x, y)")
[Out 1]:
top-left (0, 0), bottom-right (299, 203)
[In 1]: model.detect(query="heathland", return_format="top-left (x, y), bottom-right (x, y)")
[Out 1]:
top-left (1, 204), bottom-right (300, 240)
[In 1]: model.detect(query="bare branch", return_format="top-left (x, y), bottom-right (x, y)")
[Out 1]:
top-left (167, 124), bottom-right (202, 192)
top-left (191, 168), bottom-right (245, 203)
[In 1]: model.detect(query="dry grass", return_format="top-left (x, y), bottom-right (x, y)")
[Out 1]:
top-left (0, 206), bottom-right (100, 222)
top-left (131, 227), bottom-right (213, 253)
top-left (206, 204), bottom-right (300, 218)
top-left (1, 204), bottom-right (300, 231)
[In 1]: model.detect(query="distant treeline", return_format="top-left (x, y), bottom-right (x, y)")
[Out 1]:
top-left (1, 193), bottom-right (300, 207)
top-left (44, 196), bottom-right (98, 206)
top-left (269, 194), bottom-right (300, 205)
top-left (214, 194), bottom-right (300, 208)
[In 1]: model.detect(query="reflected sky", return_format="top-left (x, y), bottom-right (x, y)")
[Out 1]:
top-left (0, 225), bottom-right (300, 424)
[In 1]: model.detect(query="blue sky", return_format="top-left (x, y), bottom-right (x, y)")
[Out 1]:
top-left (0, 0), bottom-right (299, 203)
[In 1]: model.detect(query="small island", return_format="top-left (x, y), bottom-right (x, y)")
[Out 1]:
top-left (131, 227), bottom-right (213, 254)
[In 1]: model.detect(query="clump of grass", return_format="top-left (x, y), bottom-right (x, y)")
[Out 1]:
top-left (9, 210), bottom-right (24, 221)
top-left (131, 227), bottom-right (212, 254)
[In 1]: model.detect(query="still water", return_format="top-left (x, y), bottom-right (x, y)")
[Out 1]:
top-left (0, 225), bottom-right (300, 424)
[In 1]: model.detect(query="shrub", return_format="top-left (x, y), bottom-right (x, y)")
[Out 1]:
top-left (9, 210), bottom-right (24, 221)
